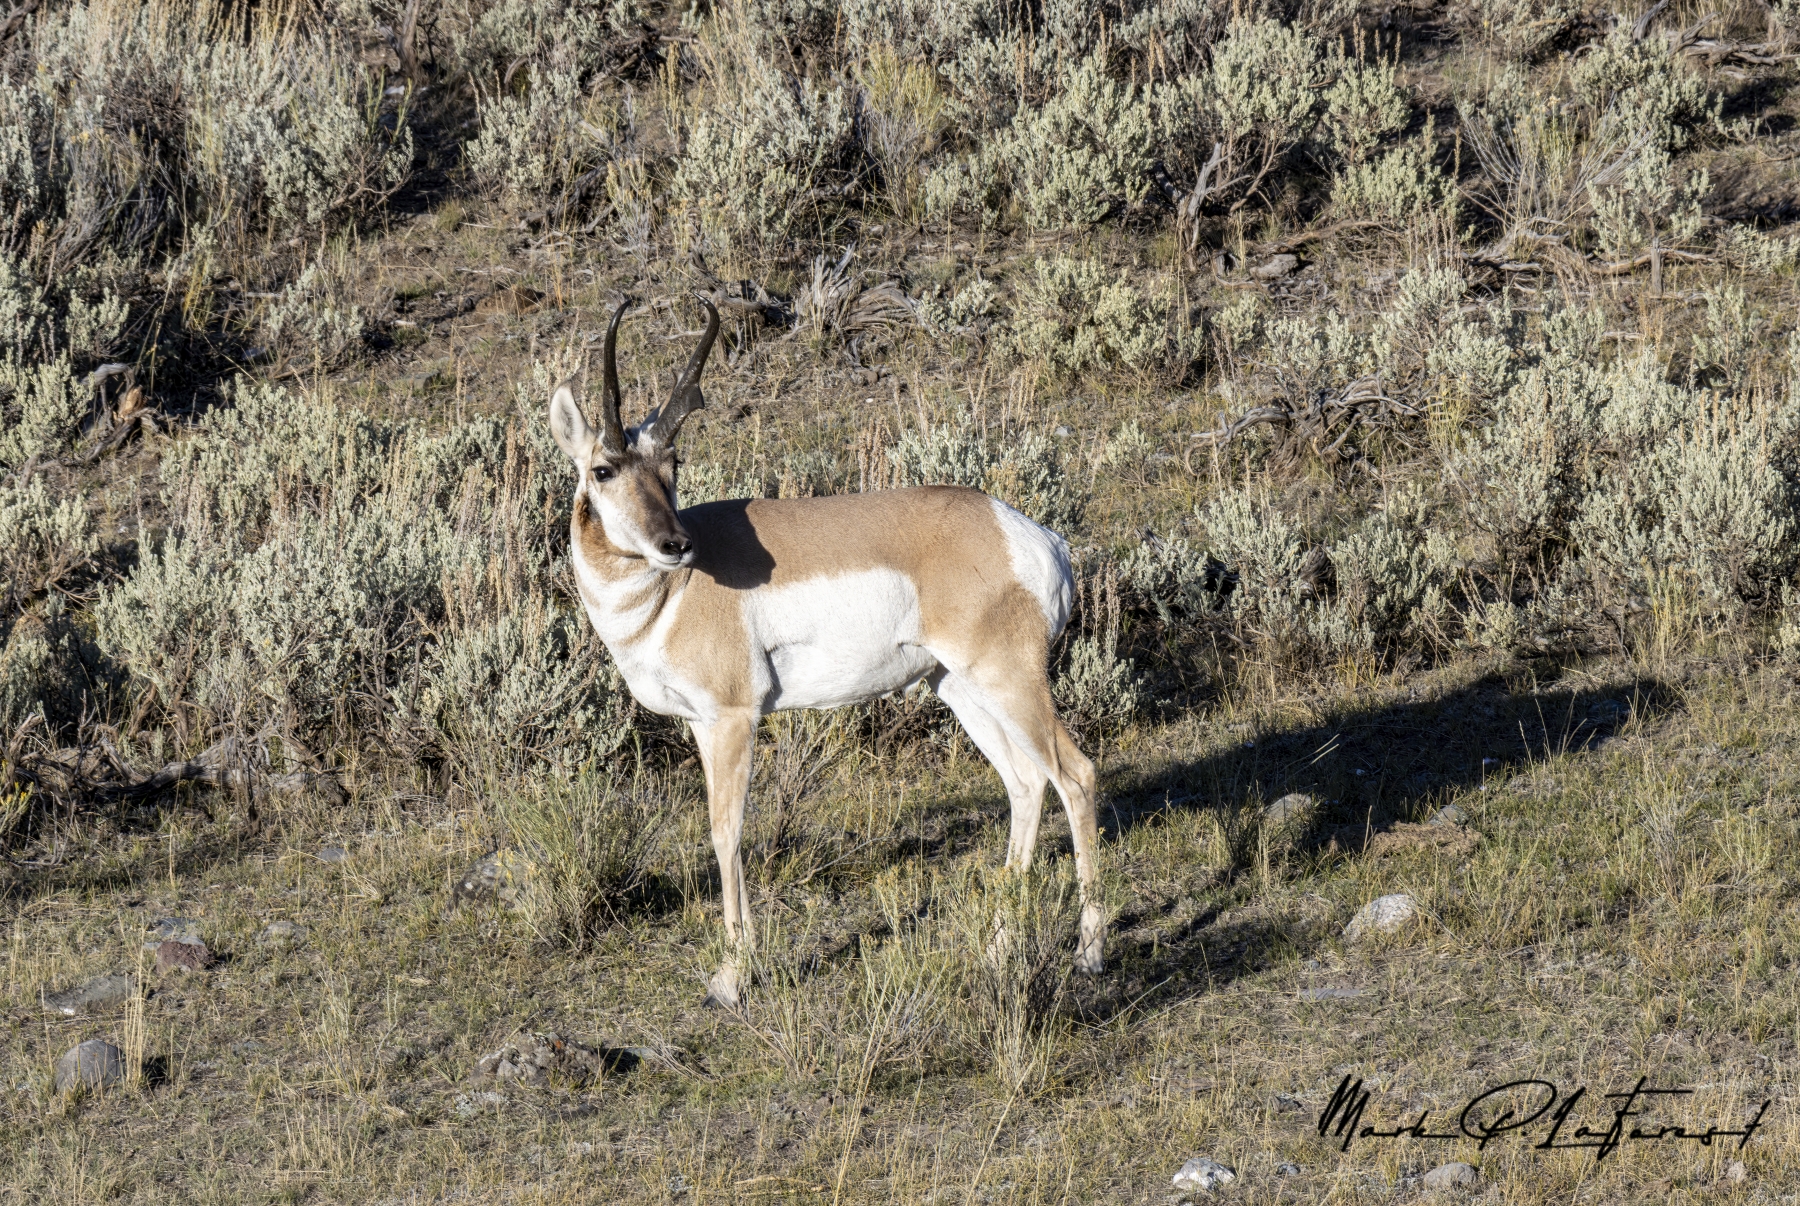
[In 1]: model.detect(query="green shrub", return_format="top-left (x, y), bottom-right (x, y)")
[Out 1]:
top-left (1329, 136), bottom-right (1453, 228)
top-left (96, 380), bottom-right (629, 766)
top-left (888, 416), bottom-right (1083, 533)
top-left (1570, 30), bottom-right (1717, 151)
top-left (1197, 487), bottom-right (1454, 661)
top-left (256, 259), bottom-right (367, 374)
top-left (467, 66), bottom-right (612, 206)
top-left (1170, 18), bottom-right (1328, 212)
top-left (1458, 0), bottom-right (1580, 60)
top-left (1321, 56), bottom-right (1409, 167)
top-left (976, 54), bottom-right (1162, 229)
top-left (1587, 146), bottom-right (1708, 265)
top-left (1572, 356), bottom-right (1800, 612)
top-left (0, 479), bottom-right (97, 613)
top-left (0, 599), bottom-right (80, 733)
top-left (673, 56), bottom-right (858, 248)
top-left (1009, 257), bottom-right (1190, 377)
top-left (0, 1), bottom-right (410, 468)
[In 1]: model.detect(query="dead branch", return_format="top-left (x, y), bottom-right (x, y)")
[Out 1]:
top-left (118, 737), bottom-right (346, 805)
top-left (1194, 375), bottom-right (1420, 465)
top-left (1631, 0), bottom-right (1673, 43)
top-left (1588, 248), bottom-right (1713, 276)
top-left (1254, 220), bottom-right (1385, 256)
top-left (0, 0), bottom-right (40, 44)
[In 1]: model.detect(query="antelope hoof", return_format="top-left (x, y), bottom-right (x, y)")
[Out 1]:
top-left (703, 962), bottom-right (744, 1010)
top-left (1076, 906), bottom-right (1105, 975)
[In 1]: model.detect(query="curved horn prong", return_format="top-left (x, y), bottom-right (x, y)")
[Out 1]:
top-left (598, 298), bottom-right (630, 455)
top-left (648, 294), bottom-right (719, 446)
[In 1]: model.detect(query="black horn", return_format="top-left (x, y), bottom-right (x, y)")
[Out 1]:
top-left (598, 298), bottom-right (630, 455)
top-left (647, 295), bottom-right (719, 447)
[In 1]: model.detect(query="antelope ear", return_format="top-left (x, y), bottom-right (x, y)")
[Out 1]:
top-left (549, 381), bottom-right (595, 461)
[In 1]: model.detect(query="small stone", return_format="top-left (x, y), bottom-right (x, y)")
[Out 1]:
top-left (54, 1039), bottom-right (125, 1094)
top-left (1428, 805), bottom-right (1468, 828)
top-left (1296, 986), bottom-right (1364, 1001)
top-left (469, 1031), bottom-right (618, 1088)
top-left (43, 974), bottom-right (137, 1016)
top-left (318, 846), bottom-right (349, 864)
top-left (1250, 253), bottom-right (1299, 280)
top-left (1726, 1160), bottom-right (1747, 1182)
top-left (154, 940), bottom-right (214, 975)
top-left (1344, 893), bottom-right (1417, 941)
top-left (1172, 1157), bottom-right (1236, 1195)
top-left (1422, 1162), bottom-right (1478, 1189)
top-left (1263, 792), bottom-right (1316, 826)
top-left (259, 921), bottom-right (308, 950)
top-left (142, 917), bottom-right (204, 952)
top-left (1276, 1162), bottom-right (1301, 1176)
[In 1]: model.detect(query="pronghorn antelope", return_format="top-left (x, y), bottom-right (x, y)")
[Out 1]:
top-left (548, 296), bottom-right (1102, 1006)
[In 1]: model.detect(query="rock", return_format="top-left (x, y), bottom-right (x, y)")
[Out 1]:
top-left (1422, 1162), bottom-right (1478, 1189)
top-left (154, 940), bottom-right (214, 975)
top-left (452, 849), bottom-right (540, 912)
top-left (54, 1039), bottom-right (125, 1094)
top-left (1276, 1163), bottom-right (1301, 1176)
top-left (1296, 986), bottom-right (1364, 1001)
top-left (453, 1090), bottom-right (505, 1119)
top-left (1250, 254), bottom-right (1299, 280)
top-left (469, 1032), bottom-right (630, 1088)
top-left (142, 917), bottom-right (204, 952)
top-left (318, 845), bottom-right (349, 864)
top-left (1172, 1157), bottom-right (1236, 1195)
top-left (1262, 792), bottom-right (1315, 826)
top-left (1726, 1160), bottom-right (1747, 1183)
top-left (1343, 893), bottom-right (1417, 941)
top-left (43, 974), bottom-right (137, 1016)
top-left (259, 921), bottom-right (308, 950)
top-left (1428, 804), bottom-right (1468, 828)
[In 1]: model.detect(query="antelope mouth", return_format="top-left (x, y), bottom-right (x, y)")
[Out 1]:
top-left (648, 549), bottom-right (693, 571)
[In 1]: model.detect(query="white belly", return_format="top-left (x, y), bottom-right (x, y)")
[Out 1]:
top-left (744, 569), bottom-right (935, 711)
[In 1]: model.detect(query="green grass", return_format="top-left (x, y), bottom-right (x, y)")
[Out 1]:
top-left (4, 657), bottom-right (1797, 1203)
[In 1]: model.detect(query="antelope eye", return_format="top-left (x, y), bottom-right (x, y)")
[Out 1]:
top-left (592, 464), bottom-right (616, 482)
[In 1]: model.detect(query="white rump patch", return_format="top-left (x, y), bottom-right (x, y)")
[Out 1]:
top-left (989, 498), bottom-right (1073, 637)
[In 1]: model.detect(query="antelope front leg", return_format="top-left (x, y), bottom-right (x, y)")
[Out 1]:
top-left (692, 710), bottom-right (756, 1008)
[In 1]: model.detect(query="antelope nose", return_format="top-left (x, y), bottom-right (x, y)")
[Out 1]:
top-left (661, 536), bottom-right (692, 557)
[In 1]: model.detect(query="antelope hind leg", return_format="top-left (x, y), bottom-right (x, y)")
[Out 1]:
top-left (935, 670), bottom-right (1104, 973)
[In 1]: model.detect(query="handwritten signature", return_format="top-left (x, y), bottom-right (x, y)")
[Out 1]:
top-left (1318, 1075), bottom-right (1770, 1162)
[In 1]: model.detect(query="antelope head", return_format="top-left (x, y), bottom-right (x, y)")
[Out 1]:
top-left (549, 296), bottom-right (719, 571)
